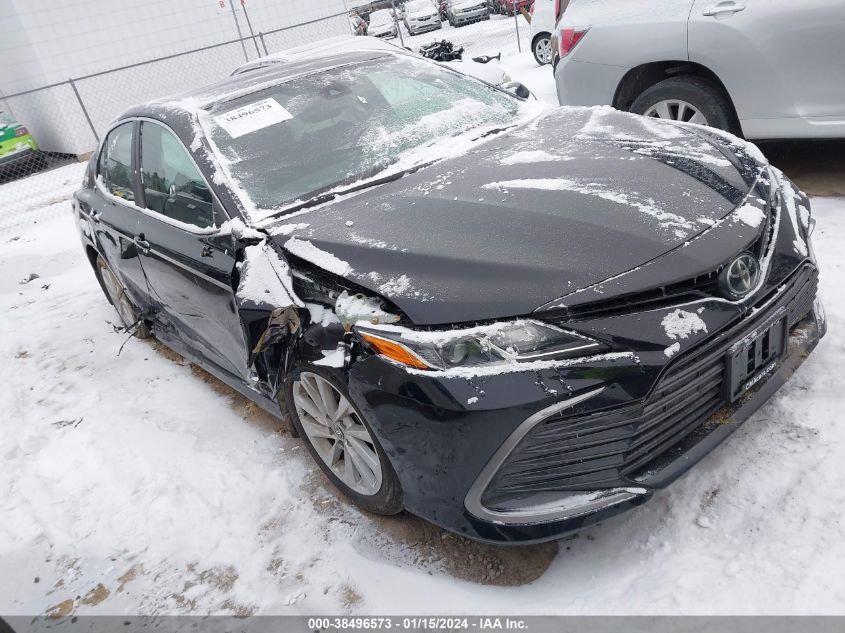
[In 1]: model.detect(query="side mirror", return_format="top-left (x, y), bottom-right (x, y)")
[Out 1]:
top-left (501, 81), bottom-right (531, 100)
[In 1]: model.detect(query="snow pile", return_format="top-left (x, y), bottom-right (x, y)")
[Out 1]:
top-left (335, 290), bottom-right (400, 328)
top-left (661, 309), bottom-right (709, 340)
top-left (283, 237), bottom-right (352, 277)
top-left (237, 242), bottom-right (302, 308)
top-left (664, 342), bottom-right (681, 358)
top-left (0, 162), bottom-right (87, 233)
top-left (734, 204), bottom-right (766, 228)
top-left (220, 217), bottom-right (265, 241)
top-left (498, 150), bottom-right (570, 165)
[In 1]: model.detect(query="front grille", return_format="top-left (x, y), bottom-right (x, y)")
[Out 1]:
top-left (481, 265), bottom-right (818, 508)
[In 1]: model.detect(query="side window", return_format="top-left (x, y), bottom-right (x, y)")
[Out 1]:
top-left (98, 122), bottom-right (135, 202)
top-left (139, 122), bottom-right (214, 229)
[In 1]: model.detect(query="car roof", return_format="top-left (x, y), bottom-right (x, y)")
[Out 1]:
top-left (230, 35), bottom-right (404, 76)
top-left (117, 50), bottom-right (397, 137)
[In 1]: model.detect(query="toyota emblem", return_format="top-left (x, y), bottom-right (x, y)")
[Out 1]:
top-left (720, 253), bottom-right (760, 299)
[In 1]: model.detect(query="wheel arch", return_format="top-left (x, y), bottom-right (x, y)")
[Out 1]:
top-left (612, 61), bottom-right (743, 136)
top-left (531, 30), bottom-right (552, 46)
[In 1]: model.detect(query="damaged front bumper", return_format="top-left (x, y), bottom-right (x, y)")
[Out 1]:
top-left (344, 288), bottom-right (825, 544)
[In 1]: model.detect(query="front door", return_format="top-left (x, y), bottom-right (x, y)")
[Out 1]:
top-left (77, 121), bottom-right (150, 312)
top-left (134, 119), bottom-right (250, 381)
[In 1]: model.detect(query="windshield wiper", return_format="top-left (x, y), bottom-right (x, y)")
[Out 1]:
top-left (270, 160), bottom-right (439, 219)
top-left (473, 124), bottom-right (518, 141)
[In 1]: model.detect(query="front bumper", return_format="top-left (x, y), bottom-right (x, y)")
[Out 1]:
top-left (408, 19), bottom-right (441, 32)
top-left (0, 146), bottom-right (38, 170)
top-left (452, 7), bottom-right (489, 23)
top-left (346, 263), bottom-right (824, 544)
top-left (369, 26), bottom-right (397, 38)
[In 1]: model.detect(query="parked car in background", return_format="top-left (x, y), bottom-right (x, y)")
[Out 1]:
top-left (553, 0), bottom-right (845, 139)
top-left (404, 0), bottom-right (442, 35)
top-left (366, 9), bottom-right (398, 38)
top-left (528, 0), bottom-right (565, 65)
top-left (488, 0), bottom-right (530, 16)
top-left (446, 0), bottom-right (490, 27)
top-left (0, 110), bottom-right (46, 181)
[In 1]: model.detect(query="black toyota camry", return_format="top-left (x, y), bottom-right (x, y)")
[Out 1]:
top-left (73, 48), bottom-right (825, 544)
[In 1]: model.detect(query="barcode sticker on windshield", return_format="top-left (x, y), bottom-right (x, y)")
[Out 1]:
top-left (213, 98), bottom-right (293, 138)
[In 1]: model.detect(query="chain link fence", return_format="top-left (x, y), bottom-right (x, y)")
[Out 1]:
top-left (0, 0), bottom-right (534, 234)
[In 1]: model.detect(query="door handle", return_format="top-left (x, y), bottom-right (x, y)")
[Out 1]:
top-left (135, 235), bottom-right (151, 255)
top-left (201, 245), bottom-right (214, 258)
top-left (702, 1), bottom-right (745, 16)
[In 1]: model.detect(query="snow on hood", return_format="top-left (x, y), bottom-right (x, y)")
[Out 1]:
top-left (265, 106), bottom-right (768, 325)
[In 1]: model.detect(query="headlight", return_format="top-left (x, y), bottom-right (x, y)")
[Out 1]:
top-left (355, 319), bottom-right (607, 371)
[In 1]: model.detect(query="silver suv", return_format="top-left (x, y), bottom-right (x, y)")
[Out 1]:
top-left (553, 0), bottom-right (845, 140)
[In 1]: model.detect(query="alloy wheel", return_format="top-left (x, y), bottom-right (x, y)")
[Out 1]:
top-left (534, 37), bottom-right (552, 65)
top-left (643, 99), bottom-right (709, 125)
top-left (293, 371), bottom-right (383, 496)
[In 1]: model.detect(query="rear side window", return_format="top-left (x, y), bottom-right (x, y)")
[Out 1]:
top-left (139, 122), bottom-right (214, 229)
top-left (98, 122), bottom-right (135, 202)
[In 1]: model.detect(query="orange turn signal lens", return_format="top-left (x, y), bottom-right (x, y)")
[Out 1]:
top-left (358, 332), bottom-right (432, 370)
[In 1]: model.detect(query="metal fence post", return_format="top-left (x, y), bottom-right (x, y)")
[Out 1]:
top-left (68, 78), bottom-right (99, 143)
top-left (514, 9), bottom-right (522, 53)
top-left (228, 0), bottom-right (250, 62)
top-left (391, 0), bottom-right (405, 48)
top-left (241, 2), bottom-right (263, 58)
top-left (259, 32), bottom-right (269, 56)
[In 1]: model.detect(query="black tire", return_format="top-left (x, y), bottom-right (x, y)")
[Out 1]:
top-left (95, 256), bottom-right (151, 339)
top-left (285, 364), bottom-right (404, 516)
top-left (532, 32), bottom-right (552, 66)
top-left (629, 76), bottom-right (737, 134)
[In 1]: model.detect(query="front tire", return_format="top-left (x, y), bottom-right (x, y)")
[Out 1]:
top-left (285, 365), bottom-right (403, 515)
top-left (629, 76), bottom-right (736, 134)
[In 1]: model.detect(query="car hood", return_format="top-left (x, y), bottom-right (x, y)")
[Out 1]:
top-left (452, 0), bottom-right (485, 9)
top-left (271, 106), bottom-right (767, 325)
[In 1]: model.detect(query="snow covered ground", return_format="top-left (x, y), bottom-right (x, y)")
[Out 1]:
top-left (1, 46), bottom-right (845, 617)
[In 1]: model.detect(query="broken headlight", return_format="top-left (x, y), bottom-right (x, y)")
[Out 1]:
top-left (355, 319), bottom-right (607, 371)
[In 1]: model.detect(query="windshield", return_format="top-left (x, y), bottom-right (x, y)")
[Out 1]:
top-left (204, 55), bottom-right (517, 218)
top-left (370, 10), bottom-right (392, 24)
top-left (407, 1), bottom-right (432, 12)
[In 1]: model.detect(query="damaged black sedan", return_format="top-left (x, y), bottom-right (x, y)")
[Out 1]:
top-left (73, 49), bottom-right (825, 544)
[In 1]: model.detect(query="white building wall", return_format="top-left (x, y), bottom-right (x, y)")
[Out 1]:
top-left (0, 0), bottom-right (351, 154)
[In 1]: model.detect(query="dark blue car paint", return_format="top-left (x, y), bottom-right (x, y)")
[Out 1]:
top-left (72, 52), bottom-right (824, 543)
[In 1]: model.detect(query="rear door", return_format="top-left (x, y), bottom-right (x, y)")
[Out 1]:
top-left (689, 0), bottom-right (845, 138)
top-left (77, 121), bottom-right (150, 312)
top-left (134, 119), bottom-right (250, 381)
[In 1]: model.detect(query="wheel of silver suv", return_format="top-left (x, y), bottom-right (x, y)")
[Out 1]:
top-left (643, 99), bottom-right (710, 125)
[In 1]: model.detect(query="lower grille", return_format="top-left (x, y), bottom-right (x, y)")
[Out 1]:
top-left (481, 265), bottom-right (818, 508)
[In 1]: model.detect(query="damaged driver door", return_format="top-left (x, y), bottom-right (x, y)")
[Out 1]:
top-left (134, 119), bottom-right (251, 382)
